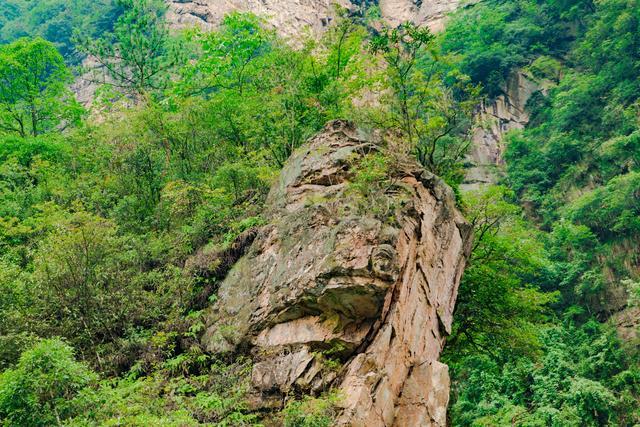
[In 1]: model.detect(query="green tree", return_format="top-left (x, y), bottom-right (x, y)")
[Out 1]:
top-left (79, 0), bottom-right (183, 96)
top-left (0, 260), bottom-right (34, 370)
top-left (31, 212), bottom-right (181, 366)
top-left (0, 339), bottom-right (96, 426)
top-left (0, 37), bottom-right (80, 137)
top-left (174, 13), bottom-right (358, 167)
top-left (369, 23), bottom-right (479, 186)
top-left (446, 186), bottom-right (557, 361)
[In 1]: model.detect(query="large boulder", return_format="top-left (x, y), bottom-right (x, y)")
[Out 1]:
top-left (202, 120), bottom-right (472, 426)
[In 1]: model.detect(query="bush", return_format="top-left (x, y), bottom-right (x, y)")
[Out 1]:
top-left (283, 393), bottom-right (340, 427)
top-left (0, 339), bottom-right (96, 426)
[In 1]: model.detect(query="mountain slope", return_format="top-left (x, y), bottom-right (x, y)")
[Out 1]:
top-left (0, 0), bottom-right (638, 426)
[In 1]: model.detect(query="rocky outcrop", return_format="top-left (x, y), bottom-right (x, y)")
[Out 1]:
top-left (380, 0), bottom-right (470, 32)
top-left (167, 0), bottom-right (353, 38)
top-left (202, 120), bottom-right (472, 425)
top-left (462, 71), bottom-right (546, 192)
top-left (613, 307), bottom-right (640, 343)
top-left (166, 0), bottom-right (465, 37)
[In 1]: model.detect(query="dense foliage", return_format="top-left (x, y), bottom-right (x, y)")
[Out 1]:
top-left (0, 0), bottom-right (122, 63)
top-left (440, 0), bottom-right (640, 425)
top-left (440, 0), bottom-right (594, 96)
top-left (0, 339), bottom-right (96, 426)
top-left (450, 321), bottom-right (638, 426)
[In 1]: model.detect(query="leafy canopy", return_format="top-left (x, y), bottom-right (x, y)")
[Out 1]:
top-left (0, 339), bottom-right (96, 426)
top-left (0, 37), bottom-right (80, 137)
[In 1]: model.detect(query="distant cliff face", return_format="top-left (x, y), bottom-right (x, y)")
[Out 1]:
top-left (201, 121), bottom-right (472, 425)
top-left (166, 0), bottom-right (464, 36)
top-left (461, 72), bottom-right (540, 191)
top-left (167, 0), bottom-right (352, 38)
top-left (379, 0), bottom-right (467, 32)
top-left (461, 71), bottom-right (551, 192)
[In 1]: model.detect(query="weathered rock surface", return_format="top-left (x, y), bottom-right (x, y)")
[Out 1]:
top-left (167, 0), bottom-right (352, 38)
top-left (462, 71), bottom-right (547, 192)
top-left (380, 0), bottom-right (470, 32)
top-left (202, 120), bottom-right (472, 425)
top-left (166, 0), bottom-right (465, 36)
top-left (613, 307), bottom-right (640, 343)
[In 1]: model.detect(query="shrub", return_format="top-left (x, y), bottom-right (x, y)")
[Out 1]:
top-left (0, 339), bottom-right (96, 426)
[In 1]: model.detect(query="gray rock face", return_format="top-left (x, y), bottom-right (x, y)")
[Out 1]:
top-left (167, 0), bottom-right (353, 38)
top-left (202, 120), bottom-right (472, 425)
top-left (462, 71), bottom-right (545, 192)
top-left (380, 0), bottom-right (470, 32)
top-left (166, 0), bottom-right (465, 36)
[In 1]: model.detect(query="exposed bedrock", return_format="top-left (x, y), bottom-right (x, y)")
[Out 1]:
top-left (166, 0), bottom-right (466, 36)
top-left (462, 70), bottom-right (548, 192)
top-left (202, 120), bottom-right (473, 426)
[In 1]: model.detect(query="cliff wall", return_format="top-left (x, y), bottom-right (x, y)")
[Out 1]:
top-left (166, 0), bottom-right (464, 36)
top-left (461, 71), bottom-right (545, 192)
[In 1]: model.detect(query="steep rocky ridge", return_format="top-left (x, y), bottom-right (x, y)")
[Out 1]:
top-left (166, 0), bottom-right (465, 36)
top-left (201, 121), bottom-right (472, 425)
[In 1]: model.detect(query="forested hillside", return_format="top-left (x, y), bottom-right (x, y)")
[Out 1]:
top-left (0, 0), bottom-right (638, 425)
top-left (442, 1), bottom-right (640, 424)
top-left (0, 0), bottom-right (122, 62)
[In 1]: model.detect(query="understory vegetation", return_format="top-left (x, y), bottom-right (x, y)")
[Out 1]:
top-left (0, 0), bottom-right (638, 425)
